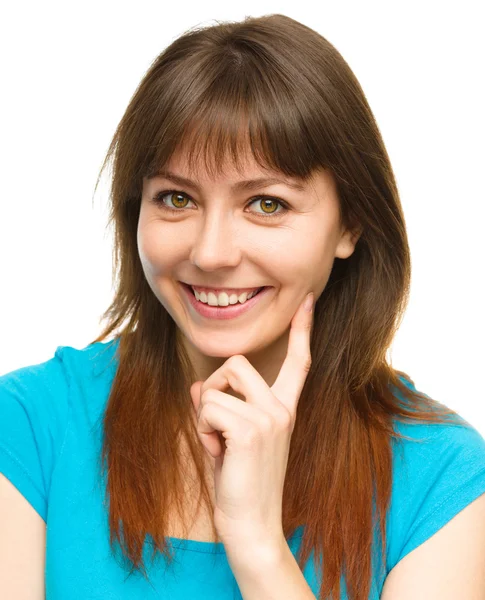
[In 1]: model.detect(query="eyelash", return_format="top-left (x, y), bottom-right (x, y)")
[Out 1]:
top-left (150, 189), bottom-right (290, 220)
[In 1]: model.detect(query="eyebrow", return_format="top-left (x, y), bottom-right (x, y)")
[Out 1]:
top-left (148, 169), bottom-right (307, 193)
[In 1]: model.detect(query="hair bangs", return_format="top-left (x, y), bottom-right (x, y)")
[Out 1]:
top-left (145, 59), bottom-right (322, 187)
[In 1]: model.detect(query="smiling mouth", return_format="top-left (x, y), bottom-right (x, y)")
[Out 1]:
top-left (183, 283), bottom-right (267, 306)
top-left (179, 281), bottom-right (273, 319)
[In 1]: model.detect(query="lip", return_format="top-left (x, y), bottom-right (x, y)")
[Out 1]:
top-left (179, 282), bottom-right (272, 320)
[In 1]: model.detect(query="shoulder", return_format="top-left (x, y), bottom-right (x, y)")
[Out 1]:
top-left (381, 475), bottom-right (485, 598)
top-left (0, 345), bottom-right (73, 521)
top-left (381, 401), bottom-right (485, 597)
top-left (0, 338), bottom-right (119, 520)
top-left (0, 345), bottom-right (72, 439)
top-left (0, 337), bottom-right (119, 421)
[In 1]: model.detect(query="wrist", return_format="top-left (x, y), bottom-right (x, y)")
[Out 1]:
top-left (221, 529), bottom-right (288, 572)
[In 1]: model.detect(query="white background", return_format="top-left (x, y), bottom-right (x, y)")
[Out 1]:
top-left (1, 1), bottom-right (484, 432)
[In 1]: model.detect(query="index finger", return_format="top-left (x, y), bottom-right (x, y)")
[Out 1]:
top-left (270, 292), bottom-right (314, 413)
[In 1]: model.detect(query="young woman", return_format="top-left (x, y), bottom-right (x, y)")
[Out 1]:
top-left (1, 13), bottom-right (485, 600)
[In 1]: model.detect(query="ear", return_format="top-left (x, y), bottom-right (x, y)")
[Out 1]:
top-left (335, 225), bottom-right (363, 259)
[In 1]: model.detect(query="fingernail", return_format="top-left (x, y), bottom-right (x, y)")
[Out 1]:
top-left (304, 292), bottom-right (314, 312)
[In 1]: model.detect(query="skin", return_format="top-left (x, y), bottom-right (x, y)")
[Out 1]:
top-left (138, 147), bottom-right (361, 404)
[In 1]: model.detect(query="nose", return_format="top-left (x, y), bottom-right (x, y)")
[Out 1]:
top-left (189, 210), bottom-right (242, 271)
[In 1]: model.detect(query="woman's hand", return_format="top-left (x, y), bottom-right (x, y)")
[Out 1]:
top-left (189, 292), bottom-right (314, 551)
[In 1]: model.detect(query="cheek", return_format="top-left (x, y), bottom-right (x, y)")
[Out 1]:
top-left (137, 223), bottom-right (185, 274)
top-left (268, 235), bottom-right (332, 284)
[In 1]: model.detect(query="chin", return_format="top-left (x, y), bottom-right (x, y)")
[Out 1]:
top-left (192, 339), bottom-right (249, 359)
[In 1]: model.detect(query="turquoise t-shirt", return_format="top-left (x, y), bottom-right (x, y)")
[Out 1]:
top-left (1, 338), bottom-right (485, 599)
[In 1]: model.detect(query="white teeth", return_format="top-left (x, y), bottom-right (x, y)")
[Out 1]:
top-left (192, 287), bottom-right (261, 306)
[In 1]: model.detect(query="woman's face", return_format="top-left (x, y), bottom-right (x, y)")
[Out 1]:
top-left (138, 148), bottom-right (360, 380)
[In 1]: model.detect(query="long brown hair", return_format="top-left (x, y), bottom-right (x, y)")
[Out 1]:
top-left (89, 14), bottom-right (465, 600)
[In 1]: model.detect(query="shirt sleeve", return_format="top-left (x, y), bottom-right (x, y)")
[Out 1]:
top-left (0, 348), bottom-right (71, 522)
top-left (386, 416), bottom-right (485, 572)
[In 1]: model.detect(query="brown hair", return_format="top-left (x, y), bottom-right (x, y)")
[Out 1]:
top-left (89, 13), bottom-right (465, 600)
